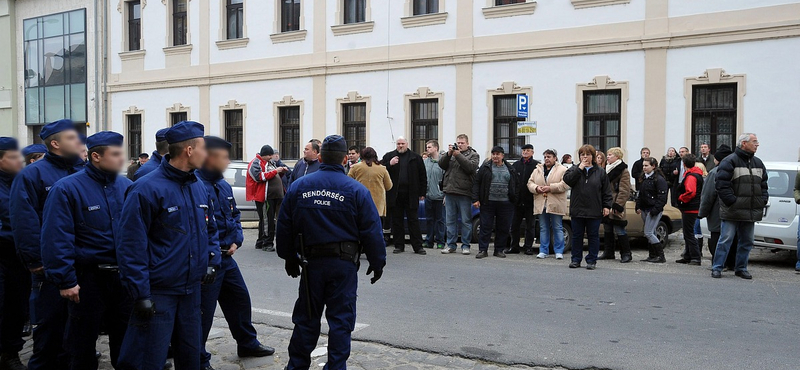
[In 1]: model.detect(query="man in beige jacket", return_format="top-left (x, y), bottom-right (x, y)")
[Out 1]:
top-left (528, 149), bottom-right (570, 259)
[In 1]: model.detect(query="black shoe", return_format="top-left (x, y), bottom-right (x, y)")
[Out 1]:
top-left (164, 362), bottom-right (173, 370)
top-left (264, 244), bottom-right (275, 252)
top-left (688, 260), bottom-right (701, 266)
top-left (505, 248), bottom-right (521, 254)
top-left (597, 253), bottom-right (615, 260)
top-left (475, 251), bottom-right (488, 259)
top-left (711, 270), bottom-right (722, 278)
top-left (735, 271), bottom-right (753, 280)
top-left (202, 366), bottom-right (215, 370)
top-left (393, 248), bottom-right (404, 254)
top-left (650, 255), bottom-right (666, 263)
top-left (620, 254), bottom-right (632, 263)
top-left (238, 344), bottom-right (276, 357)
top-left (414, 249), bottom-right (427, 255)
top-left (675, 258), bottom-right (690, 264)
top-left (0, 353), bottom-right (26, 370)
top-left (586, 263), bottom-right (597, 270)
top-left (255, 242), bottom-right (263, 250)
top-left (493, 251), bottom-right (506, 258)
top-left (21, 321), bottom-right (31, 337)
top-left (569, 262), bottom-right (581, 268)
top-left (523, 247), bottom-right (535, 255)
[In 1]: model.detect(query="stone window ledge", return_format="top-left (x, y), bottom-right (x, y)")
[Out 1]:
top-left (482, 2), bottom-right (537, 19)
top-left (400, 12), bottom-right (448, 28)
top-left (215, 38), bottom-right (250, 50)
top-left (331, 21), bottom-right (375, 36)
top-left (571, 0), bottom-right (630, 9)
top-left (119, 50), bottom-right (146, 61)
top-left (270, 30), bottom-right (307, 44)
top-left (163, 44), bottom-right (193, 55)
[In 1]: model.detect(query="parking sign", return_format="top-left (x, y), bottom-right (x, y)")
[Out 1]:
top-left (517, 94), bottom-right (528, 118)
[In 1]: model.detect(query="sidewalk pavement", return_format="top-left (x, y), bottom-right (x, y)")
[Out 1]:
top-left (20, 318), bottom-right (560, 370)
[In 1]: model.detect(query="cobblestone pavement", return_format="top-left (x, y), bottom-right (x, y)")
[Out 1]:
top-left (19, 318), bottom-right (562, 370)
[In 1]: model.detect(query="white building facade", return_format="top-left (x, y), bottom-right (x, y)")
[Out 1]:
top-left (105, 0), bottom-right (800, 163)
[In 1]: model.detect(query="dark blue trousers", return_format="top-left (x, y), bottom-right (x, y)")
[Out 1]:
top-left (28, 273), bottom-right (69, 370)
top-left (571, 217), bottom-right (602, 264)
top-left (200, 256), bottom-right (260, 367)
top-left (65, 268), bottom-right (132, 370)
top-left (118, 290), bottom-right (201, 370)
top-left (287, 258), bottom-right (357, 370)
top-left (478, 200), bottom-right (514, 253)
top-left (0, 254), bottom-right (29, 355)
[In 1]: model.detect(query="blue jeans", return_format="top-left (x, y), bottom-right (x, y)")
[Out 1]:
top-left (538, 212), bottom-right (565, 254)
top-left (478, 201), bottom-right (514, 253)
top-left (425, 198), bottom-right (446, 245)
top-left (571, 217), bottom-right (602, 264)
top-left (694, 218), bottom-right (702, 237)
top-left (445, 194), bottom-right (473, 250)
top-left (712, 220), bottom-right (755, 272)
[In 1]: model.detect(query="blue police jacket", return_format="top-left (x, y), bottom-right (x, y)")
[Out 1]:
top-left (10, 152), bottom-right (85, 269)
top-left (118, 159), bottom-right (221, 300)
top-left (289, 158), bottom-right (320, 185)
top-left (41, 163), bottom-right (132, 289)
top-left (133, 151), bottom-right (163, 181)
top-left (196, 169), bottom-right (244, 251)
top-left (0, 170), bottom-right (15, 250)
top-left (276, 163), bottom-right (386, 270)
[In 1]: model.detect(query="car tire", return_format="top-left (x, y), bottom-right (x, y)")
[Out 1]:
top-left (471, 218), bottom-right (480, 244)
top-left (562, 223), bottom-right (572, 253)
top-left (656, 220), bottom-right (669, 246)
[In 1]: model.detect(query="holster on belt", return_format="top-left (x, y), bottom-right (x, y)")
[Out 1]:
top-left (303, 242), bottom-right (361, 264)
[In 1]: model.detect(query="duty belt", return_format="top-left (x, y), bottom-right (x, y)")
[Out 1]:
top-left (77, 264), bottom-right (120, 273)
top-left (303, 241), bottom-right (360, 264)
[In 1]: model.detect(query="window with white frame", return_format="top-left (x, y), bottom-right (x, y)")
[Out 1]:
top-left (226, 0), bottom-right (244, 39)
top-left (224, 109), bottom-right (244, 160)
top-left (281, 0), bottom-right (301, 32)
top-left (172, 0), bottom-right (187, 46)
top-left (413, 0), bottom-right (439, 15)
top-left (344, 0), bottom-right (366, 24)
top-left (127, 1), bottom-right (141, 51)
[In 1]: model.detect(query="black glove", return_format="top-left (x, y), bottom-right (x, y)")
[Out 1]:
top-left (366, 266), bottom-right (383, 284)
top-left (285, 260), bottom-right (301, 278)
top-left (133, 299), bottom-right (155, 320)
top-left (612, 203), bottom-right (625, 213)
top-left (202, 266), bottom-right (216, 285)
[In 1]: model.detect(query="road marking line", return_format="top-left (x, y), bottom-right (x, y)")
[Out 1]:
top-left (252, 307), bottom-right (370, 332)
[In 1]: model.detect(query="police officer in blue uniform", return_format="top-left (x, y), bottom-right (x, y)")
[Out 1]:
top-left (22, 144), bottom-right (47, 165)
top-left (134, 127), bottom-right (170, 181)
top-left (277, 135), bottom-right (386, 370)
top-left (196, 136), bottom-right (275, 370)
top-left (10, 119), bottom-right (85, 370)
top-left (0, 138), bottom-right (28, 370)
top-left (40, 132), bottom-right (133, 370)
top-left (117, 121), bottom-right (221, 370)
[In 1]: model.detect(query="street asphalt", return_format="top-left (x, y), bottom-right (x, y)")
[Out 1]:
top-left (237, 229), bottom-right (799, 370)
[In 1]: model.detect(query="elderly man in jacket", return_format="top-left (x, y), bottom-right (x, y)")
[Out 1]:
top-left (381, 137), bottom-right (427, 255)
top-left (508, 144), bottom-right (540, 255)
top-left (529, 148), bottom-right (569, 259)
top-left (439, 134), bottom-right (480, 255)
top-left (711, 133), bottom-right (768, 279)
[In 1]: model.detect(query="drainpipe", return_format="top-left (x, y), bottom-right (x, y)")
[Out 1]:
top-left (93, 0), bottom-right (100, 131)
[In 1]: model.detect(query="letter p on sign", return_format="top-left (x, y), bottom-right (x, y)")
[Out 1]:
top-left (517, 94), bottom-right (528, 118)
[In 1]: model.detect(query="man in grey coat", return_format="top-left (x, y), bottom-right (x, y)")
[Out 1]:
top-left (439, 134), bottom-right (480, 254)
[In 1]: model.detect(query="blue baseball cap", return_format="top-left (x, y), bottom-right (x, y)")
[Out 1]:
top-left (204, 136), bottom-right (231, 150)
top-left (165, 121), bottom-right (204, 144)
top-left (39, 119), bottom-right (77, 140)
top-left (321, 135), bottom-right (347, 153)
top-left (156, 128), bottom-right (170, 142)
top-left (22, 144), bottom-right (47, 156)
top-left (0, 137), bottom-right (19, 151)
top-left (86, 131), bottom-right (124, 149)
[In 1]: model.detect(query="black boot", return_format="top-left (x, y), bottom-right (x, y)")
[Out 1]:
top-left (697, 237), bottom-right (704, 258)
top-left (597, 231), bottom-right (616, 260)
top-left (618, 235), bottom-right (632, 263)
top-left (641, 243), bottom-right (655, 261)
top-left (651, 243), bottom-right (666, 263)
top-left (0, 352), bottom-right (26, 370)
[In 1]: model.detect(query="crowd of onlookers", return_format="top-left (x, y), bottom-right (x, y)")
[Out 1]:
top-left (249, 131), bottom-right (781, 279)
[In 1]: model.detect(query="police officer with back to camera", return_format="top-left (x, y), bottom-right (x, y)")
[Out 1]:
top-left (0, 137), bottom-right (28, 370)
top-left (277, 135), bottom-right (386, 370)
top-left (116, 121), bottom-right (221, 370)
top-left (134, 127), bottom-right (170, 180)
top-left (10, 119), bottom-right (85, 370)
top-left (196, 136), bottom-right (275, 370)
top-left (40, 131), bottom-right (133, 370)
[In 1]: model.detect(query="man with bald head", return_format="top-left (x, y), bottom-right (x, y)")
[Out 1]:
top-left (381, 137), bottom-right (427, 255)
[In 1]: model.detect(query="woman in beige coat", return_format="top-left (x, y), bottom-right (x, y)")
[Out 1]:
top-left (348, 147), bottom-right (393, 217)
top-left (528, 149), bottom-right (570, 259)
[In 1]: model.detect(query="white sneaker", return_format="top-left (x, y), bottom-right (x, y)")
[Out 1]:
top-left (556, 253), bottom-right (564, 260)
top-left (441, 247), bottom-right (456, 254)
top-left (461, 248), bottom-right (471, 255)
top-left (536, 253), bottom-right (547, 259)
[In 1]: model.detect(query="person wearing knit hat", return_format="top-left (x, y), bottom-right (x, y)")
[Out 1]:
top-left (117, 121), bottom-right (221, 370)
top-left (246, 143), bottom-right (287, 250)
top-left (276, 134), bottom-right (386, 370)
top-left (698, 144), bottom-right (738, 272)
top-left (9, 119), bottom-right (85, 370)
top-left (133, 127), bottom-right (172, 181)
top-left (40, 131), bottom-right (132, 369)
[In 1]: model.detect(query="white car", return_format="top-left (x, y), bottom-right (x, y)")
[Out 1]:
top-left (701, 161), bottom-right (799, 251)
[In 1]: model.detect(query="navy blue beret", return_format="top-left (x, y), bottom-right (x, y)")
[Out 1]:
top-left (79, 134), bottom-right (87, 145)
top-left (204, 136), bottom-right (231, 150)
top-left (39, 119), bottom-right (76, 140)
top-left (0, 137), bottom-right (19, 151)
top-left (165, 121), bottom-right (204, 144)
top-left (322, 135), bottom-right (347, 153)
top-left (22, 144), bottom-right (47, 156)
top-left (156, 128), bottom-right (170, 142)
top-left (86, 131), bottom-right (124, 149)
